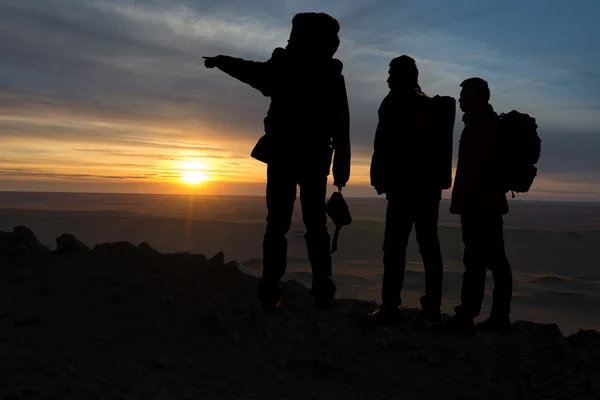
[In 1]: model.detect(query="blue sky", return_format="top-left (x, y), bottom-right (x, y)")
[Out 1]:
top-left (0, 0), bottom-right (599, 199)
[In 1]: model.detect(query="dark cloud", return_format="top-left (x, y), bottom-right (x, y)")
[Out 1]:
top-left (0, 0), bottom-right (271, 137)
top-left (0, 167), bottom-right (156, 181)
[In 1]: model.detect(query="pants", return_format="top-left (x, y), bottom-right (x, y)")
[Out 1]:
top-left (455, 214), bottom-right (512, 318)
top-left (259, 165), bottom-right (332, 291)
top-left (381, 193), bottom-right (443, 310)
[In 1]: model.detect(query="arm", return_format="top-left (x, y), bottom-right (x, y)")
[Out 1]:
top-left (331, 74), bottom-right (351, 188)
top-left (370, 98), bottom-right (388, 194)
top-left (204, 50), bottom-right (282, 97)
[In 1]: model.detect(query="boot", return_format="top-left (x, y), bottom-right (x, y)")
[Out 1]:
top-left (311, 277), bottom-right (336, 311)
top-left (257, 281), bottom-right (283, 312)
top-left (419, 294), bottom-right (442, 323)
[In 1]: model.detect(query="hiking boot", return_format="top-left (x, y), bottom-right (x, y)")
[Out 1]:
top-left (476, 315), bottom-right (512, 335)
top-left (257, 283), bottom-right (283, 312)
top-left (365, 306), bottom-right (405, 326)
top-left (311, 277), bottom-right (336, 311)
top-left (419, 307), bottom-right (442, 324)
top-left (435, 314), bottom-right (475, 337)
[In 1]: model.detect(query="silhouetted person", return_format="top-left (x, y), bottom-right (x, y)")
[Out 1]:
top-left (367, 56), bottom-right (447, 325)
top-left (203, 13), bottom-right (351, 311)
top-left (440, 78), bottom-right (513, 335)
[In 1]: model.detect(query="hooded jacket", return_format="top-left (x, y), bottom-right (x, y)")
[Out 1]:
top-left (209, 48), bottom-right (351, 187)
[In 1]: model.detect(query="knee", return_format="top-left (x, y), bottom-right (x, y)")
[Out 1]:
top-left (303, 214), bottom-right (327, 233)
top-left (266, 218), bottom-right (292, 236)
top-left (304, 216), bottom-right (327, 235)
top-left (383, 242), bottom-right (406, 258)
top-left (305, 224), bottom-right (328, 241)
top-left (490, 256), bottom-right (511, 274)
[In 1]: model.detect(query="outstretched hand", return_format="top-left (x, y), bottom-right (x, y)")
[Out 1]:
top-left (203, 56), bottom-right (217, 69)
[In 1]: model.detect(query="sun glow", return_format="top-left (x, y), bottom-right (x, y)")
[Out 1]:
top-left (180, 160), bottom-right (209, 185)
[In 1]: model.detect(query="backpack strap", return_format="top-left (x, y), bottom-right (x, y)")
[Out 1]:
top-left (330, 187), bottom-right (343, 254)
top-left (331, 225), bottom-right (341, 254)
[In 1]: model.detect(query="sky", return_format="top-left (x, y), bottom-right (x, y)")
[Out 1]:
top-left (1, 0), bottom-right (599, 200)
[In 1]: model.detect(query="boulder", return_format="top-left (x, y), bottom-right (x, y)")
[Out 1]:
top-left (138, 242), bottom-right (161, 256)
top-left (55, 233), bottom-right (90, 254)
top-left (209, 251), bottom-right (225, 267)
top-left (92, 241), bottom-right (144, 260)
top-left (0, 226), bottom-right (49, 261)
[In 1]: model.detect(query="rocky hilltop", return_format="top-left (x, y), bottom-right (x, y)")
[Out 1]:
top-left (1, 226), bottom-right (599, 400)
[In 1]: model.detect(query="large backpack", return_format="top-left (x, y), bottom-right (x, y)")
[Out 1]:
top-left (498, 110), bottom-right (541, 197)
top-left (288, 13), bottom-right (340, 59)
top-left (430, 95), bottom-right (456, 190)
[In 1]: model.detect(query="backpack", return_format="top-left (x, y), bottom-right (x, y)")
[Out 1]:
top-left (288, 13), bottom-right (340, 59)
top-left (326, 190), bottom-right (352, 254)
top-left (430, 95), bottom-right (456, 190)
top-left (498, 110), bottom-right (541, 197)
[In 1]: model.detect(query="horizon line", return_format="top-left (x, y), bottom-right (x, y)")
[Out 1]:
top-left (1, 190), bottom-right (599, 205)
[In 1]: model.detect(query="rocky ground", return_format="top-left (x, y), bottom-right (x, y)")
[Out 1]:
top-left (1, 226), bottom-right (599, 400)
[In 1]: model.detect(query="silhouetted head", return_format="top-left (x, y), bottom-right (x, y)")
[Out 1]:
top-left (459, 77), bottom-right (491, 114)
top-left (287, 13), bottom-right (340, 62)
top-left (388, 55), bottom-right (419, 90)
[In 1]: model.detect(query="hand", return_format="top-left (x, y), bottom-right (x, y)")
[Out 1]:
top-left (203, 56), bottom-right (217, 69)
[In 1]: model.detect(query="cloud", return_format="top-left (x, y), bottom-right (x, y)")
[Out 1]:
top-left (0, 0), bottom-right (599, 196)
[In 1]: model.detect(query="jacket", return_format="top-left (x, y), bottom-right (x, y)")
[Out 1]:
top-left (210, 48), bottom-right (351, 187)
top-left (370, 87), bottom-right (440, 197)
top-left (450, 105), bottom-right (509, 215)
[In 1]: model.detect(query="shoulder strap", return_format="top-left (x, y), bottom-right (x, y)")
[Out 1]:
top-left (330, 225), bottom-right (342, 254)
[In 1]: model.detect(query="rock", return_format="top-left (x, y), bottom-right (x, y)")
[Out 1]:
top-left (183, 359), bottom-right (197, 371)
top-left (339, 304), bottom-right (355, 316)
top-left (282, 280), bottom-right (311, 309)
top-left (0, 226), bottom-right (49, 259)
top-left (278, 358), bottom-right (287, 369)
top-left (314, 352), bottom-right (334, 370)
top-left (56, 233), bottom-right (90, 254)
top-left (13, 316), bottom-right (43, 328)
top-left (284, 319), bottom-right (301, 330)
top-left (13, 226), bottom-right (42, 243)
top-left (20, 388), bottom-right (42, 398)
top-left (92, 241), bottom-right (141, 259)
top-left (376, 326), bottom-right (391, 335)
top-left (227, 329), bottom-right (241, 341)
top-left (567, 329), bottom-right (600, 350)
top-left (209, 305), bottom-right (227, 330)
top-left (148, 357), bottom-right (169, 369)
top-left (588, 371), bottom-right (600, 397)
top-left (138, 242), bottom-right (160, 254)
top-left (209, 251), bottom-right (225, 266)
top-left (220, 261), bottom-right (244, 279)
top-left (380, 339), bottom-right (389, 351)
top-left (261, 329), bottom-right (273, 340)
top-left (317, 321), bottom-right (329, 331)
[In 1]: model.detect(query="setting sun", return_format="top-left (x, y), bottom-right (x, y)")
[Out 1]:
top-left (179, 160), bottom-right (209, 185)
top-left (182, 171), bottom-right (208, 185)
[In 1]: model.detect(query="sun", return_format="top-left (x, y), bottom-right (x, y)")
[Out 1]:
top-left (182, 171), bottom-right (208, 185)
top-left (179, 160), bottom-right (209, 185)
